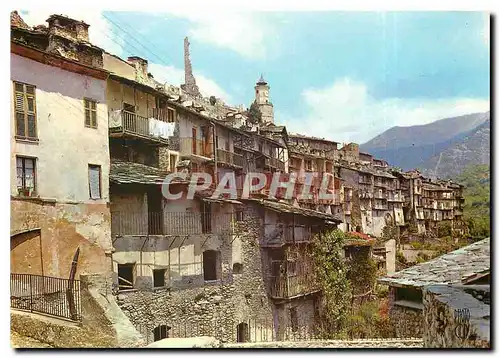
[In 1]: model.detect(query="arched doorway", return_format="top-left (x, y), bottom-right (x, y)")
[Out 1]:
top-left (153, 324), bottom-right (171, 341)
top-left (11, 229), bottom-right (43, 275)
top-left (236, 322), bottom-right (249, 343)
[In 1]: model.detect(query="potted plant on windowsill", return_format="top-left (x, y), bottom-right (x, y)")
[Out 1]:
top-left (17, 187), bottom-right (32, 197)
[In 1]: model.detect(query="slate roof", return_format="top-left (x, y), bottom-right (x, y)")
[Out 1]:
top-left (248, 198), bottom-right (343, 222)
top-left (378, 238), bottom-right (490, 288)
top-left (110, 160), bottom-right (171, 185)
top-left (288, 133), bottom-right (339, 144)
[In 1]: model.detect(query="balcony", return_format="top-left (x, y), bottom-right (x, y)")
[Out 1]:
top-left (265, 157), bottom-right (285, 171)
top-left (216, 148), bottom-right (244, 168)
top-left (108, 110), bottom-right (169, 145)
top-left (268, 274), bottom-right (320, 299)
top-left (359, 178), bottom-right (372, 185)
top-left (111, 211), bottom-right (236, 236)
top-left (262, 224), bottom-right (317, 247)
top-left (387, 194), bottom-right (404, 202)
top-left (179, 138), bottom-right (214, 159)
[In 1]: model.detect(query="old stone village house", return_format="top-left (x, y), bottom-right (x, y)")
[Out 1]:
top-left (10, 12), bottom-right (466, 344)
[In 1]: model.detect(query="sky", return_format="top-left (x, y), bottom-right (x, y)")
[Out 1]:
top-left (19, 10), bottom-right (490, 144)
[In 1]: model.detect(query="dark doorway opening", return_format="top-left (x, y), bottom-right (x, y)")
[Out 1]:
top-left (203, 250), bottom-right (219, 281)
top-left (147, 188), bottom-right (163, 235)
top-left (236, 322), bottom-right (249, 342)
top-left (153, 324), bottom-right (170, 341)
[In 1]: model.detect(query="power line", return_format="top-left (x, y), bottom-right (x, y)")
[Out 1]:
top-left (107, 13), bottom-right (172, 63)
top-left (101, 13), bottom-right (173, 69)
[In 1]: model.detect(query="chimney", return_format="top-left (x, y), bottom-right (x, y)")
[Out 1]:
top-left (46, 14), bottom-right (90, 42)
top-left (127, 56), bottom-right (149, 81)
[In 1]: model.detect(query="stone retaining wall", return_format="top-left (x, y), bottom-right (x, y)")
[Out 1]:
top-left (423, 285), bottom-right (490, 348)
top-left (387, 287), bottom-right (423, 337)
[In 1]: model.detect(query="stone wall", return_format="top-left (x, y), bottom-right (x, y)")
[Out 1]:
top-left (423, 285), bottom-right (490, 348)
top-left (387, 287), bottom-right (423, 337)
top-left (115, 203), bottom-right (274, 344)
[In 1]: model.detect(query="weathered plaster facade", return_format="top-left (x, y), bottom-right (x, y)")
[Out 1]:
top-left (10, 49), bottom-right (112, 277)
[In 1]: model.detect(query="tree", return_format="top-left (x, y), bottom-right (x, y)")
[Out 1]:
top-left (247, 101), bottom-right (262, 124)
top-left (310, 230), bottom-right (352, 338)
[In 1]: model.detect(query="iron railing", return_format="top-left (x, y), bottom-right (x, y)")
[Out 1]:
top-left (10, 273), bottom-right (82, 321)
top-left (137, 316), bottom-right (321, 344)
top-left (111, 211), bottom-right (238, 236)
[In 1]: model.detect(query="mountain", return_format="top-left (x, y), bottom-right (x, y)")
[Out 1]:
top-left (422, 119), bottom-right (490, 179)
top-left (360, 111), bottom-right (490, 177)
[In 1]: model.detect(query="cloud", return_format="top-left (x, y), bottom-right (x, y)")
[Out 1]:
top-left (280, 78), bottom-right (490, 144)
top-left (165, 10), bottom-right (270, 59)
top-left (19, 9), bottom-right (125, 57)
top-left (149, 63), bottom-right (232, 102)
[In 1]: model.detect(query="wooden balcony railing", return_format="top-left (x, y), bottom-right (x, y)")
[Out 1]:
top-left (111, 211), bottom-right (236, 236)
top-left (108, 110), bottom-right (169, 144)
top-left (122, 110), bottom-right (149, 136)
top-left (359, 179), bottom-right (373, 186)
top-left (268, 274), bottom-right (320, 299)
top-left (216, 148), bottom-right (244, 167)
top-left (265, 157), bottom-right (285, 171)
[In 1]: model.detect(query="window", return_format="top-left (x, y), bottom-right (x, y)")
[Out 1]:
top-left (201, 202), bottom-right (212, 233)
top-left (394, 287), bottom-right (423, 309)
top-left (290, 307), bottom-right (298, 332)
top-left (16, 156), bottom-right (36, 196)
top-left (88, 165), bottom-right (101, 199)
top-left (203, 250), bottom-right (220, 281)
top-left (153, 269), bottom-right (166, 288)
top-left (14, 82), bottom-right (37, 139)
top-left (232, 263), bottom-right (243, 275)
top-left (235, 210), bottom-right (244, 222)
top-left (153, 325), bottom-right (170, 341)
top-left (118, 263), bottom-right (134, 290)
top-left (192, 127), bottom-right (197, 154)
top-left (169, 154), bottom-right (177, 173)
top-left (166, 107), bottom-right (176, 123)
top-left (84, 98), bottom-right (97, 128)
top-left (123, 102), bottom-right (135, 113)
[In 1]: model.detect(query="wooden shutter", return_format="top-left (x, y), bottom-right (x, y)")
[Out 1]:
top-left (14, 82), bottom-right (37, 138)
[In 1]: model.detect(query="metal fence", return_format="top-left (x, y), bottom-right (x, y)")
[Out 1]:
top-left (136, 314), bottom-right (402, 345)
top-left (137, 317), bottom-right (320, 345)
top-left (10, 273), bottom-right (82, 322)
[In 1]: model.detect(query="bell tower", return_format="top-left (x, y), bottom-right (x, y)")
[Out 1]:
top-left (254, 74), bottom-right (274, 124)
